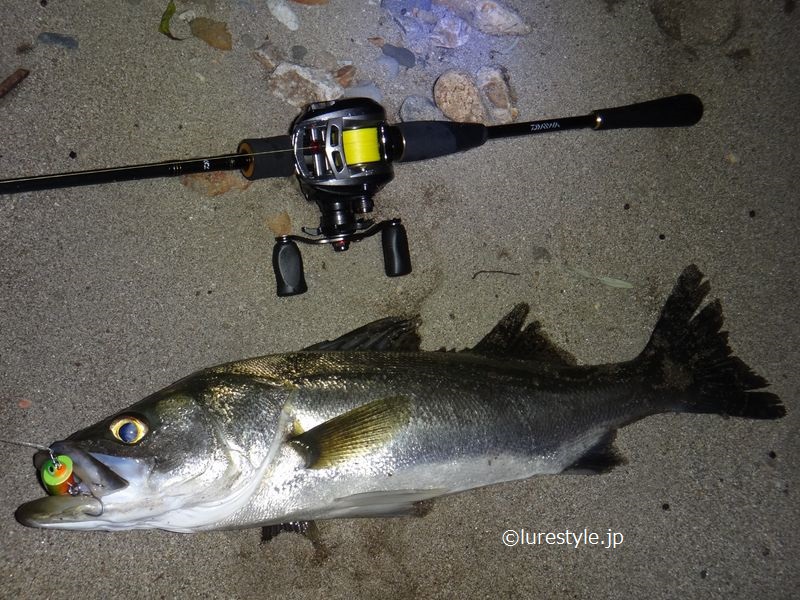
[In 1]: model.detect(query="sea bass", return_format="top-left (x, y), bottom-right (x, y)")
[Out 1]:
top-left (15, 265), bottom-right (784, 533)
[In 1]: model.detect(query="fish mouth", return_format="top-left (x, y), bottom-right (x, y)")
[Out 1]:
top-left (15, 444), bottom-right (135, 529)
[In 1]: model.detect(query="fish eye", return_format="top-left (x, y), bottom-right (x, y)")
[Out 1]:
top-left (109, 416), bottom-right (148, 444)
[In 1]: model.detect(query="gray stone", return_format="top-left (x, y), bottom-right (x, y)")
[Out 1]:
top-left (382, 43), bottom-right (416, 68)
top-left (400, 95), bottom-right (446, 122)
top-left (343, 82), bottom-right (383, 103)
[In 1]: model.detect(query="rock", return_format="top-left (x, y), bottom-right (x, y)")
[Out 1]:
top-left (433, 0), bottom-right (531, 35)
top-left (37, 32), bottom-right (79, 49)
top-left (381, 0), bottom-right (433, 16)
top-left (344, 82), bottom-right (383, 103)
top-left (476, 65), bottom-right (517, 124)
top-left (400, 95), bottom-right (445, 121)
top-left (189, 17), bottom-right (232, 51)
top-left (377, 55), bottom-right (401, 79)
top-left (311, 50), bottom-right (339, 72)
top-left (253, 40), bottom-right (284, 72)
top-left (266, 211), bottom-right (292, 236)
top-left (433, 70), bottom-right (486, 123)
top-left (267, 0), bottom-right (300, 31)
top-left (333, 65), bottom-right (356, 87)
top-left (240, 33), bottom-right (257, 49)
top-left (394, 16), bottom-right (432, 55)
top-left (290, 45), bottom-right (308, 61)
top-left (381, 43), bottom-right (416, 68)
top-left (431, 14), bottom-right (470, 48)
top-left (268, 62), bottom-right (344, 108)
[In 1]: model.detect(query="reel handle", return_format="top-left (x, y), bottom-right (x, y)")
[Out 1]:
top-left (273, 238), bottom-right (308, 297)
top-left (593, 94), bottom-right (703, 130)
top-left (381, 220), bottom-right (412, 277)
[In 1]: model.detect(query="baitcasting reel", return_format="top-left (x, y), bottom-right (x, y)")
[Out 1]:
top-left (0, 93), bottom-right (704, 296)
top-left (262, 98), bottom-right (411, 296)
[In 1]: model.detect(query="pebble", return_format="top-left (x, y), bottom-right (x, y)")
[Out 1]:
top-left (344, 82), bottom-right (383, 103)
top-left (37, 31), bottom-right (79, 49)
top-left (400, 95), bottom-right (446, 122)
top-left (433, 70), bottom-right (486, 123)
top-left (267, 0), bottom-right (300, 31)
top-left (291, 45), bottom-right (308, 61)
top-left (333, 65), bottom-right (357, 87)
top-left (431, 14), bottom-right (470, 48)
top-left (377, 55), bottom-right (400, 79)
top-left (477, 65), bottom-right (517, 124)
top-left (433, 0), bottom-right (531, 35)
top-left (381, 43), bottom-right (416, 68)
top-left (381, 0), bottom-right (433, 17)
top-left (253, 40), bottom-right (284, 72)
top-left (268, 62), bottom-right (344, 108)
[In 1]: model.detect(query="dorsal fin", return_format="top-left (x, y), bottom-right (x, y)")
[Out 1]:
top-left (467, 303), bottom-right (577, 366)
top-left (302, 316), bottom-right (421, 352)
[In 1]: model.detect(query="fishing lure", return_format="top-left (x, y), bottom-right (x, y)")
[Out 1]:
top-left (40, 455), bottom-right (76, 496)
top-left (0, 439), bottom-right (76, 496)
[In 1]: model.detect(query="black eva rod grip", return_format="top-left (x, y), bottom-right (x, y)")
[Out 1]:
top-left (593, 94), bottom-right (703, 130)
top-left (238, 135), bottom-right (295, 179)
top-left (394, 122), bottom-right (488, 162)
top-left (273, 239), bottom-right (308, 297)
top-left (382, 221), bottom-right (412, 277)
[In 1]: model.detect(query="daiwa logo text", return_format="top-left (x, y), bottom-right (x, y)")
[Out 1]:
top-left (530, 121), bottom-right (560, 131)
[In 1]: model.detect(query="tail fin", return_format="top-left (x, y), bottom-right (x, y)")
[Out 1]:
top-left (640, 265), bottom-right (784, 419)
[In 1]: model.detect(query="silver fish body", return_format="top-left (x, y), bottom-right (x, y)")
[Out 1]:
top-left (15, 266), bottom-right (784, 532)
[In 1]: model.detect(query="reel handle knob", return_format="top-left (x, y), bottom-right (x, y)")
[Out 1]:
top-left (273, 238), bottom-right (308, 297)
top-left (381, 220), bottom-right (412, 277)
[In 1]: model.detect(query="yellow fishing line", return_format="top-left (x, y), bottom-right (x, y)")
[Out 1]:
top-left (342, 128), bottom-right (380, 165)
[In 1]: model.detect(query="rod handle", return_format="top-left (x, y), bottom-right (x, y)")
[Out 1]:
top-left (393, 122), bottom-right (488, 162)
top-left (593, 94), bottom-right (703, 130)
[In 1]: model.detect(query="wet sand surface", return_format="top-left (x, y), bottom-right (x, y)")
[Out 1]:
top-left (0, 1), bottom-right (797, 598)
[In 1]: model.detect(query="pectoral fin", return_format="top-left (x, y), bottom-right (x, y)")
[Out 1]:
top-left (289, 396), bottom-right (412, 469)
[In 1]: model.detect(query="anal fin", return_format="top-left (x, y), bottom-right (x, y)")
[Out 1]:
top-left (564, 431), bottom-right (627, 474)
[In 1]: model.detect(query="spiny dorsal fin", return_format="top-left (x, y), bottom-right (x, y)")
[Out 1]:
top-left (289, 396), bottom-right (411, 469)
top-left (302, 317), bottom-right (421, 352)
top-left (467, 303), bottom-right (577, 366)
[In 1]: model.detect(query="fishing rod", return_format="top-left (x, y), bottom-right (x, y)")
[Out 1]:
top-left (0, 93), bottom-right (703, 296)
